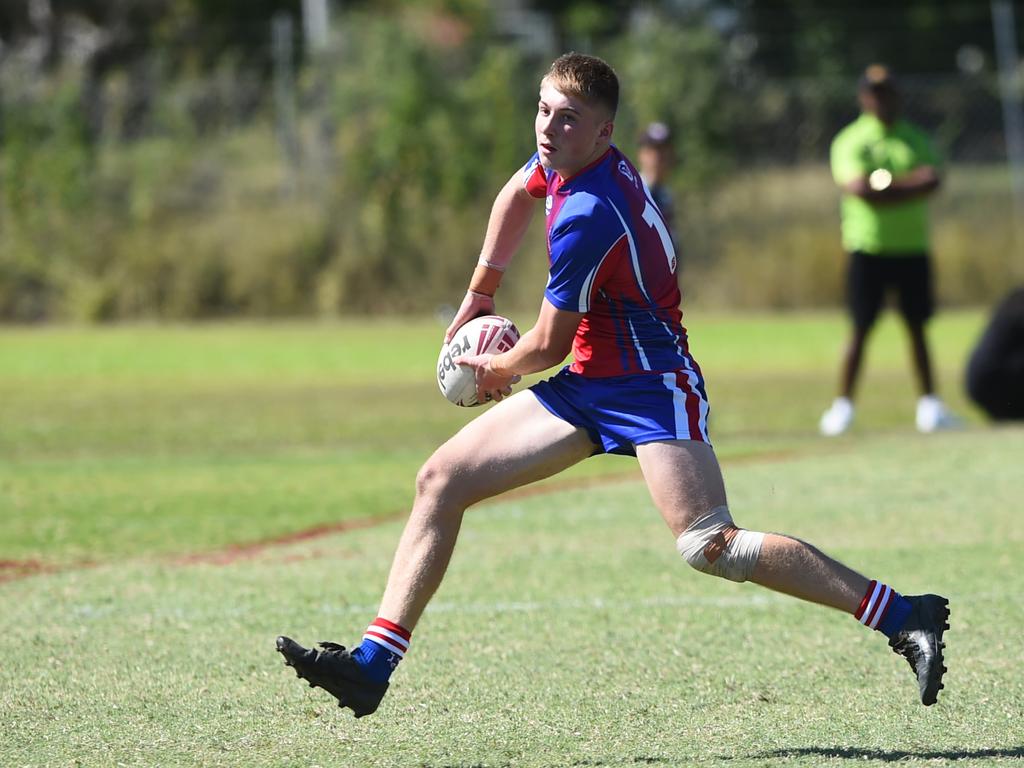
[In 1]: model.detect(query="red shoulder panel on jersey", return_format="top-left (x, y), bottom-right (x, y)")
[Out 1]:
top-left (524, 161), bottom-right (548, 199)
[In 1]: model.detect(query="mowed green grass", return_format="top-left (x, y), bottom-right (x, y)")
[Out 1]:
top-left (2, 312), bottom-right (1024, 767)
top-left (0, 311), bottom-right (986, 563)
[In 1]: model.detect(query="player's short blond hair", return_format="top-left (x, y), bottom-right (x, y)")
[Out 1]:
top-left (542, 52), bottom-right (619, 118)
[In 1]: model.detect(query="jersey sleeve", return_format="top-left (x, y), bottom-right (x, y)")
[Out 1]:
top-left (830, 129), bottom-right (870, 186)
top-left (544, 199), bottom-right (624, 313)
top-left (522, 153), bottom-right (549, 199)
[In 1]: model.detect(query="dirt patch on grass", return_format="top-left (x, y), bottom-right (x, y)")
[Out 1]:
top-left (1, 449), bottom-right (804, 580)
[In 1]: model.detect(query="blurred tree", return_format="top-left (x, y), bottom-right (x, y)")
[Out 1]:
top-left (0, 0), bottom-right (1016, 320)
top-left (0, 0), bottom-right (302, 141)
top-left (741, 0), bottom-right (999, 77)
top-left (322, 8), bottom-right (536, 312)
top-left (528, 0), bottom-right (634, 49)
top-left (609, 9), bottom-right (732, 186)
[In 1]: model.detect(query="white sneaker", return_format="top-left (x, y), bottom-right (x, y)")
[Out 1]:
top-left (916, 396), bottom-right (961, 433)
top-left (820, 397), bottom-right (854, 436)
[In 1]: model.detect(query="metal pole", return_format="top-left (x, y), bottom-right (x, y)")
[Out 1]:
top-left (992, 0), bottom-right (1024, 263)
top-left (272, 12), bottom-right (301, 196)
top-left (302, 0), bottom-right (330, 53)
top-left (301, 0), bottom-right (334, 191)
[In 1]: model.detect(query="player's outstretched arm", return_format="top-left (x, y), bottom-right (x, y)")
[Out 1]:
top-left (445, 170), bottom-right (538, 342)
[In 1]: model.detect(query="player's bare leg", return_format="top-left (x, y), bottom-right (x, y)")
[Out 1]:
top-left (635, 438), bottom-right (948, 704)
top-left (636, 439), bottom-right (865, 611)
top-left (378, 390), bottom-right (596, 628)
top-left (277, 390), bottom-right (596, 716)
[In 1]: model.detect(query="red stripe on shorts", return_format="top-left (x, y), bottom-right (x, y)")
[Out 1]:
top-left (675, 370), bottom-right (703, 441)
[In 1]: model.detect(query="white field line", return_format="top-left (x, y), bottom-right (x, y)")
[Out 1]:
top-left (66, 592), bottom-right (784, 622)
top-left (329, 592), bottom-right (784, 617)
top-left (65, 589), bottom-right (1001, 622)
top-left (322, 588), bottom-right (1005, 618)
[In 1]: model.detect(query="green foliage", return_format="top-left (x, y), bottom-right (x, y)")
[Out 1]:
top-left (677, 164), bottom-right (1023, 310)
top-left (0, 68), bottom-right (99, 319)
top-left (743, 0), bottom-right (997, 77)
top-left (609, 14), bottom-right (733, 186)
top-left (0, 6), bottom-right (1017, 321)
top-left (2, 76), bottom-right (93, 216)
top-left (320, 14), bottom-right (536, 312)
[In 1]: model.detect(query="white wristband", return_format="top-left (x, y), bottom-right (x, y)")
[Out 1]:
top-left (476, 259), bottom-right (507, 272)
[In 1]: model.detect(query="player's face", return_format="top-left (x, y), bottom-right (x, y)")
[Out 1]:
top-left (535, 81), bottom-right (614, 179)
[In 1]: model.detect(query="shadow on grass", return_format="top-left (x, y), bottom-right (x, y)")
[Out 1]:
top-left (741, 746), bottom-right (1024, 762)
top-left (418, 760), bottom-right (674, 768)
top-left (570, 761), bottom-right (674, 766)
top-left (422, 750), bottom-right (1024, 767)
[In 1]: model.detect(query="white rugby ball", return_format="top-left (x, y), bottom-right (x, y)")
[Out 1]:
top-left (437, 314), bottom-right (520, 407)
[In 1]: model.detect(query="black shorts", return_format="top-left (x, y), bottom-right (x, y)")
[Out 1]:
top-left (847, 251), bottom-right (934, 329)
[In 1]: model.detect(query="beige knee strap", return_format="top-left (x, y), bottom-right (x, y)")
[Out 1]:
top-left (675, 505), bottom-right (765, 583)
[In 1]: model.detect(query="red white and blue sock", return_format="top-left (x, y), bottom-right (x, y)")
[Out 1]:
top-left (855, 580), bottom-right (913, 638)
top-left (351, 617), bottom-right (411, 683)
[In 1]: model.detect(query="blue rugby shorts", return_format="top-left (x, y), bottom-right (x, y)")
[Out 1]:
top-left (530, 366), bottom-right (711, 457)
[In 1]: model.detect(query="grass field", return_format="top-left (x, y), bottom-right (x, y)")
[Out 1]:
top-left (2, 311), bottom-right (1023, 767)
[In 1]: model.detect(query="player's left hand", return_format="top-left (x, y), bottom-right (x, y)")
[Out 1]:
top-left (445, 291), bottom-right (495, 343)
top-left (453, 353), bottom-right (521, 403)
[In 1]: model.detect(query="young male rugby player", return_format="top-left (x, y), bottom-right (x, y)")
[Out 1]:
top-left (277, 53), bottom-right (949, 716)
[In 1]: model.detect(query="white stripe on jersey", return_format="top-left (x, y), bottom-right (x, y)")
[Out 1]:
top-left (627, 317), bottom-right (651, 370)
top-left (657, 318), bottom-right (686, 359)
top-left (576, 237), bottom-right (621, 312)
top-left (607, 200), bottom-right (651, 303)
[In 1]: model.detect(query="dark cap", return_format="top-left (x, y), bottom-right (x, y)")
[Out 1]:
top-left (639, 121), bottom-right (672, 147)
top-left (859, 64), bottom-right (896, 91)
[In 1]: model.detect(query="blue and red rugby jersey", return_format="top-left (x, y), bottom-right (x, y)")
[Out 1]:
top-left (523, 146), bottom-right (698, 379)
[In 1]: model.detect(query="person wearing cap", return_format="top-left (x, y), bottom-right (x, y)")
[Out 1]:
top-left (820, 65), bottom-right (959, 436)
top-left (638, 121), bottom-right (677, 239)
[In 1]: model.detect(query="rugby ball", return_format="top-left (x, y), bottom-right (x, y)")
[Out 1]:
top-left (437, 315), bottom-right (520, 407)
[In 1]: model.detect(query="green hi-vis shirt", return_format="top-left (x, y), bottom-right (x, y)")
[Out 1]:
top-left (830, 113), bottom-right (940, 255)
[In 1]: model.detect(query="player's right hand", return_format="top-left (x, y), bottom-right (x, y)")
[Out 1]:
top-left (452, 353), bottom-right (518, 404)
top-left (444, 291), bottom-right (496, 343)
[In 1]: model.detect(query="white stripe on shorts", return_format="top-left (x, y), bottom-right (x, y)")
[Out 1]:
top-left (661, 363), bottom-right (710, 442)
top-left (662, 371), bottom-right (690, 439)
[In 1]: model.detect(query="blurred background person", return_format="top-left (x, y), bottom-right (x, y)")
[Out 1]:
top-left (819, 65), bottom-right (959, 436)
top-left (965, 286), bottom-right (1024, 421)
top-left (637, 121), bottom-right (677, 240)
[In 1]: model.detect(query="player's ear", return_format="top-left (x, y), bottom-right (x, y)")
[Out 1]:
top-left (599, 119), bottom-right (614, 141)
